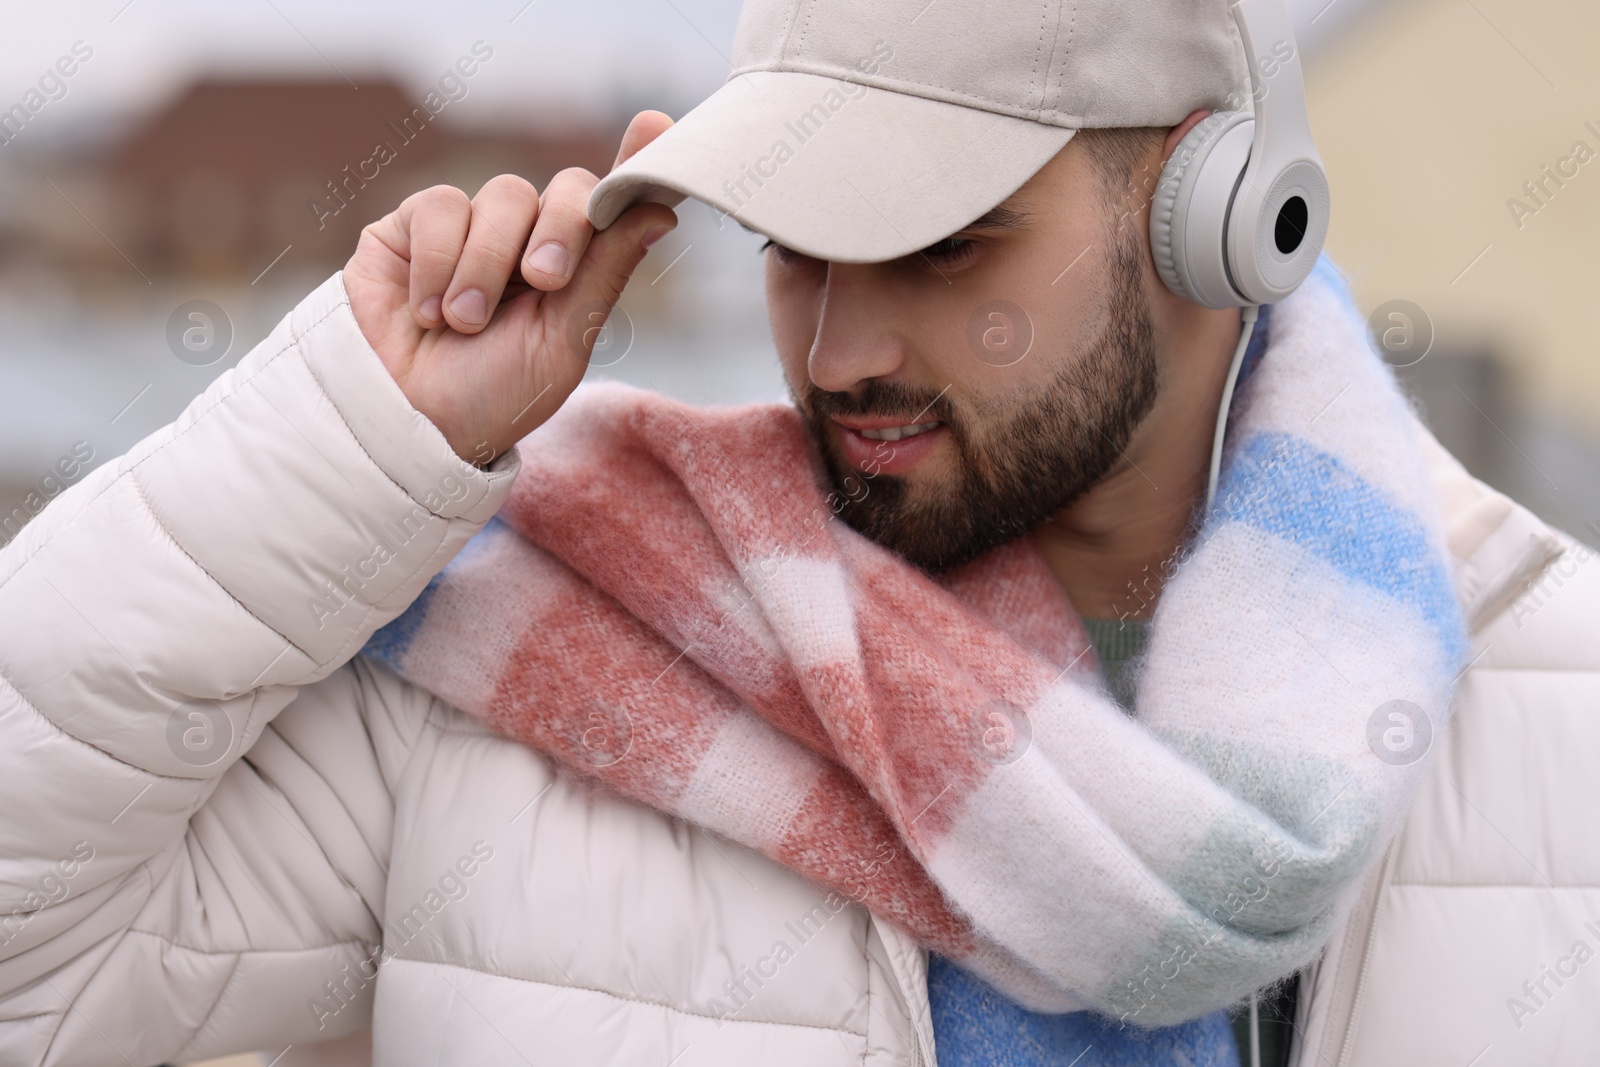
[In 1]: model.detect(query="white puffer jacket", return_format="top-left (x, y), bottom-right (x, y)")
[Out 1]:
top-left (0, 273), bottom-right (1594, 1067)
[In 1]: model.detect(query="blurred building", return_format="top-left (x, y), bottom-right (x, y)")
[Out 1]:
top-left (0, 73), bottom-right (779, 539)
top-left (1305, 0), bottom-right (1600, 543)
top-left (0, 77), bottom-right (620, 288)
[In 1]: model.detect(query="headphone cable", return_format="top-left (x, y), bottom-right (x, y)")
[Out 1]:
top-left (1202, 303), bottom-right (1260, 519)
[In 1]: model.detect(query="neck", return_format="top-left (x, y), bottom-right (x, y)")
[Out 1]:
top-left (1028, 305), bottom-right (1246, 622)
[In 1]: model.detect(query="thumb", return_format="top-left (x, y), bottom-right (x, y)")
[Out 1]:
top-left (546, 201), bottom-right (678, 358)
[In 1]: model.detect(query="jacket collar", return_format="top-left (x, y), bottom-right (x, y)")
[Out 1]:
top-left (1416, 425), bottom-right (1569, 633)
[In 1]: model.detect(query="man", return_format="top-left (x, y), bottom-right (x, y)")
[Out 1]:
top-left (1, 0), bottom-right (1596, 1065)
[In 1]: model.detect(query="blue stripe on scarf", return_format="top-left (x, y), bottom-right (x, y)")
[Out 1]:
top-left (362, 515), bottom-right (508, 672)
top-left (928, 954), bottom-right (1240, 1067)
top-left (1307, 256), bottom-right (1361, 318)
top-left (1215, 432), bottom-right (1468, 668)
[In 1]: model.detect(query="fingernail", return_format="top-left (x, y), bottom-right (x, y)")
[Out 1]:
top-left (419, 295), bottom-right (442, 321)
top-left (449, 289), bottom-right (487, 326)
top-left (642, 224), bottom-right (675, 249)
top-left (526, 242), bottom-right (568, 278)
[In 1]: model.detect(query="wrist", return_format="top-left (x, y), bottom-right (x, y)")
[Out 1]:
top-left (435, 422), bottom-right (502, 469)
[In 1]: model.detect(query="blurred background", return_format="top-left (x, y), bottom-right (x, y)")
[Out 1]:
top-left (0, 0), bottom-right (1594, 1062)
top-left (3, 0), bottom-right (1598, 554)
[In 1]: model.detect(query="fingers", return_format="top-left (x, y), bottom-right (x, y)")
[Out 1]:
top-left (395, 185), bottom-right (473, 329)
top-left (516, 112), bottom-right (671, 299)
top-left (370, 142), bottom-right (674, 349)
top-left (611, 111), bottom-right (675, 172)
top-left (520, 168), bottom-right (600, 292)
top-left (437, 174), bottom-right (541, 334)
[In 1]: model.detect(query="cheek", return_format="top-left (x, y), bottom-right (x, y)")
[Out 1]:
top-left (969, 243), bottom-right (1121, 385)
top-left (933, 291), bottom-right (1056, 402)
top-left (764, 262), bottom-right (819, 385)
top-left (946, 297), bottom-right (1089, 431)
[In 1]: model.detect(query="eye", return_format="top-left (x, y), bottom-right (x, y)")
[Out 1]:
top-left (914, 236), bottom-right (977, 267)
top-left (760, 238), bottom-right (812, 266)
top-left (761, 236), bottom-right (977, 268)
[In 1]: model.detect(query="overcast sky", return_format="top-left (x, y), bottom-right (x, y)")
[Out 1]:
top-left (0, 0), bottom-right (1384, 148)
top-left (3, 0), bottom-right (744, 140)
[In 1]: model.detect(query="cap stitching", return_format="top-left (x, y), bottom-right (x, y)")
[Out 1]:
top-left (1044, 0), bottom-right (1081, 126)
top-left (777, 0), bottom-right (809, 64)
top-left (1031, 2), bottom-right (1048, 121)
top-left (795, 0), bottom-right (819, 60)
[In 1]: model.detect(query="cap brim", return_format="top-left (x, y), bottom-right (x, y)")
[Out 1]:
top-left (588, 71), bottom-right (1075, 264)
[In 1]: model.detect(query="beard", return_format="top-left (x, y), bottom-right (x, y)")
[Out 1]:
top-left (795, 228), bottom-right (1158, 574)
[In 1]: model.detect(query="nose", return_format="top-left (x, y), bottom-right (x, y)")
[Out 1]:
top-left (806, 262), bottom-right (907, 396)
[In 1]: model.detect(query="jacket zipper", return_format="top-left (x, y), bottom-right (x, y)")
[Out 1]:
top-left (872, 917), bottom-right (934, 1066)
top-left (1332, 843), bottom-right (1399, 1067)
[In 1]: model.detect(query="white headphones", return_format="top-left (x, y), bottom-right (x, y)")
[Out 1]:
top-left (1147, 0), bottom-right (1329, 519)
top-left (1149, 0), bottom-right (1330, 309)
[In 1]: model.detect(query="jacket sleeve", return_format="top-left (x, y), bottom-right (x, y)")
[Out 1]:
top-left (0, 272), bottom-right (521, 1064)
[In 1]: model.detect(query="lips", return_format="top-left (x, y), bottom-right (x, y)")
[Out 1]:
top-left (846, 419), bottom-right (941, 442)
top-left (831, 417), bottom-right (948, 475)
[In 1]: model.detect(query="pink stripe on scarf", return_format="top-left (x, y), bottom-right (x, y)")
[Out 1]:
top-left (466, 383), bottom-right (1097, 961)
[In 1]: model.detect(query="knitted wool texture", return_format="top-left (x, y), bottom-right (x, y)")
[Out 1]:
top-left (363, 259), bottom-right (1466, 1025)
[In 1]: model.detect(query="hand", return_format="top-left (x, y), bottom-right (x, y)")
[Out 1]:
top-left (343, 111), bottom-right (679, 465)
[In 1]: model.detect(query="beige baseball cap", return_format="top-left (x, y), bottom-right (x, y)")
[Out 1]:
top-left (588, 0), bottom-right (1252, 263)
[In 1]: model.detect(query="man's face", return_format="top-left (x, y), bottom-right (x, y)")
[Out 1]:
top-left (764, 138), bottom-right (1160, 573)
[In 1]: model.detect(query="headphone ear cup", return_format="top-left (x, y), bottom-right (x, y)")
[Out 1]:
top-left (1228, 156), bottom-right (1330, 304)
top-left (1149, 110), bottom-right (1255, 309)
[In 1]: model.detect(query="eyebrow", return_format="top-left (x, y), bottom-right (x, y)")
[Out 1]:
top-left (959, 203), bottom-right (1032, 231)
top-left (738, 201), bottom-right (1032, 254)
top-left (739, 203), bottom-right (1030, 237)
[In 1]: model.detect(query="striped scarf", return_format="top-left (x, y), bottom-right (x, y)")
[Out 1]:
top-left (363, 258), bottom-right (1465, 1039)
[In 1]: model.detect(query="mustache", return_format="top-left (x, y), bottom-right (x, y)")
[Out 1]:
top-left (805, 379), bottom-right (956, 425)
